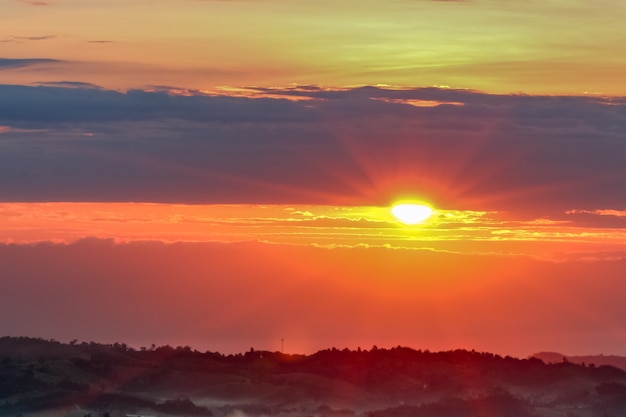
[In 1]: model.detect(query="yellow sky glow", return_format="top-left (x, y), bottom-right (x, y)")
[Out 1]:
top-left (1, 203), bottom-right (624, 262)
top-left (2, 0), bottom-right (626, 94)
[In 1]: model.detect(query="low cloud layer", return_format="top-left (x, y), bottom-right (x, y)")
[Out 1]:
top-left (0, 84), bottom-right (624, 221)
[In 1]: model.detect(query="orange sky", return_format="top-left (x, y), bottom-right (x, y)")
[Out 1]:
top-left (1, 0), bottom-right (626, 357)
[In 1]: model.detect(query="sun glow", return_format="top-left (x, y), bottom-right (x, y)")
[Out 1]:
top-left (391, 203), bottom-right (434, 225)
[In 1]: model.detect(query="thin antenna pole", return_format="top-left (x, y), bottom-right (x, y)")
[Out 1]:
top-left (281, 338), bottom-right (284, 354)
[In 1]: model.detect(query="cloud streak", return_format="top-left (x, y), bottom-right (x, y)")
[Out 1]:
top-left (36, 81), bottom-right (102, 89)
top-left (14, 0), bottom-right (49, 5)
top-left (0, 58), bottom-right (60, 69)
top-left (0, 35), bottom-right (55, 43)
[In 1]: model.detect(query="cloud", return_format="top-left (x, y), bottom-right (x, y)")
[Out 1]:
top-left (0, 125), bottom-right (47, 135)
top-left (36, 81), bottom-right (103, 89)
top-left (0, 84), bottom-right (624, 219)
top-left (0, 35), bottom-right (55, 43)
top-left (14, 0), bottom-right (49, 5)
top-left (562, 210), bottom-right (626, 229)
top-left (0, 58), bottom-right (60, 69)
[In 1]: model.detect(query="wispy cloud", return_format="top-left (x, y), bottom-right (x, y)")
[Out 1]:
top-left (0, 35), bottom-right (55, 43)
top-left (14, 0), bottom-right (49, 6)
top-left (36, 81), bottom-right (102, 89)
top-left (0, 125), bottom-right (48, 134)
top-left (567, 209), bottom-right (626, 217)
top-left (0, 58), bottom-right (60, 69)
top-left (0, 202), bottom-right (623, 262)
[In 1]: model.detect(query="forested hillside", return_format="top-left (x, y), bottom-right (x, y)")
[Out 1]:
top-left (2, 337), bottom-right (626, 417)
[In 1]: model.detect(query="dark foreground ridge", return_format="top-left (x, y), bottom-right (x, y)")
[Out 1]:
top-left (2, 337), bottom-right (626, 417)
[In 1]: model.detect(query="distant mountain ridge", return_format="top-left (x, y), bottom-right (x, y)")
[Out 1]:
top-left (2, 337), bottom-right (626, 417)
top-left (532, 351), bottom-right (626, 372)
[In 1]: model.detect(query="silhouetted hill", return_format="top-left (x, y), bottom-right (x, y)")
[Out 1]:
top-left (533, 351), bottom-right (626, 372)
top-left (2, 337), bottom-right (626, 417)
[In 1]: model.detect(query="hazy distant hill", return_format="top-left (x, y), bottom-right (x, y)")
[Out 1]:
top-left (2, 337), bottom-right (626, 417)
top-left (533, 351), bottom-right (626, 372)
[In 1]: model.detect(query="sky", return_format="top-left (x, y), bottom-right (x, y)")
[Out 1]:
top-left (0, 0), bottom-right (625, 357)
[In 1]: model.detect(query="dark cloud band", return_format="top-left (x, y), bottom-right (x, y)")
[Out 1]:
top-left (0, 83), bottom-right (624, 220)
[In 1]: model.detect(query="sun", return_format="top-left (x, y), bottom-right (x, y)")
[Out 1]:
top-left (391, 202), bottom-right (433, 225)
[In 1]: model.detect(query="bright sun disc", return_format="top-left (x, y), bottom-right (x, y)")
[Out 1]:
top-left (391, 203), bottom-right (433, 225)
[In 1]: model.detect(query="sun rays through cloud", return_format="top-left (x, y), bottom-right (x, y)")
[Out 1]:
top-left (1, 0), bottom-right (626, 362)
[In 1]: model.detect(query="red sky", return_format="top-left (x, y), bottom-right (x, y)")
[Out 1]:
top-left (0, 0), bottom-right (625, 357)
